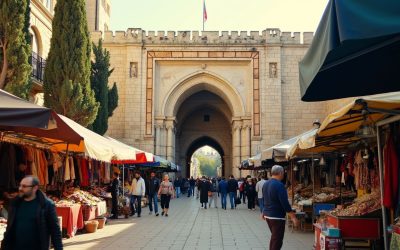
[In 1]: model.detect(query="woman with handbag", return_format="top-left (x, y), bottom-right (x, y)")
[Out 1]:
top-left (158, 174), bottom-right (174, 217)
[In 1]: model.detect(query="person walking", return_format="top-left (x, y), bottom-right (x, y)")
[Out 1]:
top-left (256, 175), bottom-right (267, 213)
top-left (130, 171), bottom-right (146, 217)
top-left (209, 178), bottom-right (218, 208)
top-left (147, 171), bottom-right (160, 216)
top-left (199, 176), bottom-right (211, 209)
top-left (262, 165), bottom-right (298, 250)
top-left (110, 172), bottom-right (120, 219)
top-left (245, 179), bottom-right (256, 210)
top-left (173, 177), bottom-right (181, 198)
top-left (1, 176), bottom-right (63, 250)
top-left (158, 175), bottom-right (174, 217)
top-left (218, 177), bottom-right (228, 209)
top-left (238, 178), bottom-right (246, 204)
top-left (195, 177), bottom-right (201, 199)
top-left (188, 177), bottom-right (196, 197)
top-left (227, 175), bottom-right (238, 209)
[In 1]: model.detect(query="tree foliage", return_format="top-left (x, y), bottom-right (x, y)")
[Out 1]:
top-left (0, 0), bottom-right (32, 99)
top-left (90, 39), bottom-right (118, 135)
top-left (193, 149), bottom-right (221, 177)
top-left (43, 0), bottom-right (98, 126)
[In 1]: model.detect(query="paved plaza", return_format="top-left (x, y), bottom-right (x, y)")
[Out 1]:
top-left (63, 195), bottom-right (314, 250)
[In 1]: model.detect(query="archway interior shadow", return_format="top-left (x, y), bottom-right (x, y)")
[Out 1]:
top-left (185, 136), bottom-right (224, 178)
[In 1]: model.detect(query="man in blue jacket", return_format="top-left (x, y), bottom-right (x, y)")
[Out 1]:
top-left (262, 165), bottom-right (298, 250)
top-left (218, 177), bottom-right (228, 210)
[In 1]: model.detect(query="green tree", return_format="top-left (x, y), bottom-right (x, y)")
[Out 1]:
top-left (193, 151), bottom-right (220, 177)
top-left (43, 0), bottom-right (98, 126)
top-left (0, 0), bottom-right (32, 99)
top-left (90, 39), bottom-right (118, 135)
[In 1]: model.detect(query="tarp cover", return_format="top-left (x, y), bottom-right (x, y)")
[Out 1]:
top-left (299, 0), bottom-right (400, 101)
top-left (287, 93), bottom-right (400, 158)
top-left (0, 89), bottom-right (53, 129)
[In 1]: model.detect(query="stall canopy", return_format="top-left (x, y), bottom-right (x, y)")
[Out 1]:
top-left (299, 0), bottom-right (400, 101)
top-left (0, 90), bottom-right (83, 146)
top-left (109, 138), bottom-right (154, 165)
top-left (0, 89), bottom-right (55, 129)
top-left (287, 93), bottom-right (400, 158)
top-left (105, 136), bottom-right (137, 162)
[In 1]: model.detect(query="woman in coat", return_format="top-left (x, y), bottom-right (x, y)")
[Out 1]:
top-left (199, 176), bottom-right (211, 209)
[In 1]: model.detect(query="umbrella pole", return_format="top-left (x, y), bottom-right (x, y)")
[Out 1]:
top-left (377, 126), bottom-right (388, 250)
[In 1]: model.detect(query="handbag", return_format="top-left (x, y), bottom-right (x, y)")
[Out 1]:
top-left (208, 191), bottom-right (212, 197)
top-left (235, 196), bottom-right (241, 205)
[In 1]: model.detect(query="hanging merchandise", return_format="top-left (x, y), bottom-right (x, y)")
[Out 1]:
top-left (383, 133), bottom-right (399, 209)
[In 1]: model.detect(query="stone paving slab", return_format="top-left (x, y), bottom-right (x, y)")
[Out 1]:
top-left (63, 195), bottom-right (314, 250)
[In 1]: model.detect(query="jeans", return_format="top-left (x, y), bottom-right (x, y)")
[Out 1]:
top-left (175, 187), bottom-right (181, 198)
top-left (148, 193), bottom-right (158, 214)
top-left (258, 198), bottom-right (264, 213)
top-left (220, 192), bottom-right (227, 209)
top-left (229, 192), bottom-right (236, 209)
top-left (130, 195), bottom-right (142, 216)
top-left (188, 186), bottom-right (195, 197)
top-left (209, 192), bottom-right (218, 207)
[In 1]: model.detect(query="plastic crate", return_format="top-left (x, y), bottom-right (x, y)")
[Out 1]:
top-left (313, 203), bottom-right (335, 216)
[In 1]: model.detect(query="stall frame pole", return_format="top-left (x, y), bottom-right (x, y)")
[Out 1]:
top-left (376, 114), bottom-right (400, 250)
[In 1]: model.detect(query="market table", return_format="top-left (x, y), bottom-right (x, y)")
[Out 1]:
top-left (96, 200), bottom-right (107, 217)
top-left (82, 205), bottom-right (97, 221)
top-left (56, 204), bottom-right (84, 237)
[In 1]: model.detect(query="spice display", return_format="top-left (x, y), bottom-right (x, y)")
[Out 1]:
top-left (329, 192), bottom-right (381, 216)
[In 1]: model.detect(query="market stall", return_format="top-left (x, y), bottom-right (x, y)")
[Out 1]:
top-left (286, 94), bottom-right (400, 249)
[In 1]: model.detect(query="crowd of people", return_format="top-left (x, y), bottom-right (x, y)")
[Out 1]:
top-left (0, 166), bottom-right (298, 250)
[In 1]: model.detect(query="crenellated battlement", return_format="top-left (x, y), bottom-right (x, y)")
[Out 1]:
top-left (91, 28), bottom-right (314, 45)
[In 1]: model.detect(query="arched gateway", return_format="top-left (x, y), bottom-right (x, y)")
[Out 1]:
top-left (98, 29), bottom-right (328, 178)
top-left (158, 72), bottom-right (248, 177)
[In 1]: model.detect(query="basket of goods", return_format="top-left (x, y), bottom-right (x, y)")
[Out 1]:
top-left (95, 217), bottom-right (106, 229)
top-left (84, 220), bottom-right (99, 233)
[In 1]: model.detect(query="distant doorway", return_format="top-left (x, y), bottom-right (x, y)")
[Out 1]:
top-left (190, 146), bottom-right (222, 178)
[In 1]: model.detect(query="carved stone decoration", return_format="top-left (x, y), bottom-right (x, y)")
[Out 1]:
top-left (130, 62), bottom-right (138, 78)
top-left (269, 62), bottom-right (277, 78)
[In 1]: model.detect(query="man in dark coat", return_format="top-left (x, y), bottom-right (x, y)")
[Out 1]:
top-left (1, 176), bottom-right (63, 250)
top-left (110, 172), bottom-right (120, 219)
top-left (147, 171), bottom-right (160, 216)
top-left (199, 176), bottom-right (211, 209)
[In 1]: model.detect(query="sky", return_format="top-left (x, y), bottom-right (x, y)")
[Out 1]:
top-left (110, 0), bottom-right (329, 33)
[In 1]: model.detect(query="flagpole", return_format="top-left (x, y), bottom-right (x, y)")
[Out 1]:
top-left (202, 0), bottom-right (205, 32)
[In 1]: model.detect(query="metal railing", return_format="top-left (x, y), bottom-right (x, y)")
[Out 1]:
top-left (31, 52), bottom-right (46, 82)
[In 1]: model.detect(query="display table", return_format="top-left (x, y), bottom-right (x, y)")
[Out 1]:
top-left (82, 205), bottom-right (97, 221)
top-left (326, 214), bottom-right (380, 239)
top-left (56, 204), bottom-right (84, 237)
top-left (96, 201), bottom-right (107, 217)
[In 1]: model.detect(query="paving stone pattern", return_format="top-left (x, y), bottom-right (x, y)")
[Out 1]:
top-left (63, 194), bottom-right (313, 250)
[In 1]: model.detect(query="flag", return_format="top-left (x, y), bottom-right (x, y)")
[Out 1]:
top-left (203, 0), bottom-right (207, 22)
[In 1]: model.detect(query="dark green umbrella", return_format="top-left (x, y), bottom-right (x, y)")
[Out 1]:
top-left (300, 0), bottom-right (400, 102)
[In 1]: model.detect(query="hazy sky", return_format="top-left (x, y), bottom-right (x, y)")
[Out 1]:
top-left (110, 0), bottom-right (329, 33)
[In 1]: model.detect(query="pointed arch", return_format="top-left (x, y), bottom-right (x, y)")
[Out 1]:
top-left (162, 71), bottom-right (245, 117)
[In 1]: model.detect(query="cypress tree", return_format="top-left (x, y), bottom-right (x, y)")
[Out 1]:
top-left (90, 40), bottom-right (118, 135)
top-left (0, 0), bottom-right (32, 99)
top-left (43, 0), bottom-right (98, 126)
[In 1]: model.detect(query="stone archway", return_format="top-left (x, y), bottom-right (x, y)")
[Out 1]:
top-left (154, 72), bottom-right (251, 178)
top-left (185, 136), bottom-right (225, 178)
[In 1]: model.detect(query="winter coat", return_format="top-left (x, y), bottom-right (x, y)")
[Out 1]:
top-left (1, 191), bottom-right (63, 250)
top-left (199, 180), bottom-right (211, 203)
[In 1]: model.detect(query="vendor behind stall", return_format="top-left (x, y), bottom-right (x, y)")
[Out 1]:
top-left (110, 172), bottom-right (120, 219)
